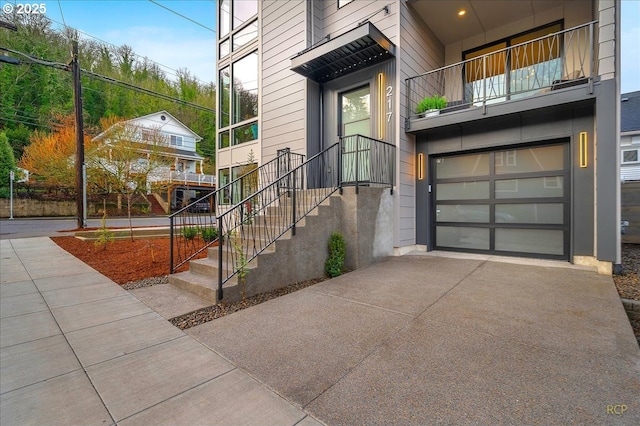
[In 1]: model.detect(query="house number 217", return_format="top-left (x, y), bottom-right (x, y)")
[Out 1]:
top-left (386, 85), bottom-right (393, 122)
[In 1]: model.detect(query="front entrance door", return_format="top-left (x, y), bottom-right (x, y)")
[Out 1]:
top-left (340, 86), bottom-right (371, 183)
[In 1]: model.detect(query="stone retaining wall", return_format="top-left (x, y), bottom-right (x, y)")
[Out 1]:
top-left (0, 199), bottom-right (149, 218)
top-left (622, 298), bottom-right (640, 321)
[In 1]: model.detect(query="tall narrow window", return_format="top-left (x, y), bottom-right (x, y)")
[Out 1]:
top-left (232, 51), bottom-right (258, 124)
top-left (220, 0), bottom-right (230, 37)
top-left (233, 0), bottom-right (257, 29)
top-left (219, 67), bottom-right (230, 128)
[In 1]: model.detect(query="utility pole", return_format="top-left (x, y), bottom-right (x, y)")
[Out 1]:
top-left (71, 39), bottom-right (85, 228)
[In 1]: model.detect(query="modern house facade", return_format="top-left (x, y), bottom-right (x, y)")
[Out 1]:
top-left (94, 111), bottom-right (216, 211)
top-left (215, 0), bottom-right (621, 273)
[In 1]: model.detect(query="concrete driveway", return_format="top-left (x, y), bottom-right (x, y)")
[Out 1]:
top-left (188, 253), bottom-right (640, 425)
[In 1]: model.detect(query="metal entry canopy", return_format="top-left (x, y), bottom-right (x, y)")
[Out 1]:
top-left (291, 21), bottom-right (395, 84)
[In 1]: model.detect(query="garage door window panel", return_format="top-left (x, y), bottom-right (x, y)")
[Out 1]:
top-left (495, 176), bottom-right (564, 199)
top-left (495, 228), bottom-right (564, 255)
top-left (437, 181), bottom-right (490, 200)
top-left (437, 226), bottom-right (490, 250)
top-left (495, 203), bottom-right (563, 224)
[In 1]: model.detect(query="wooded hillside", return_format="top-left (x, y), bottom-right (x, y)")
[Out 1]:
top-left (0, 13), bottom-right (216, 168)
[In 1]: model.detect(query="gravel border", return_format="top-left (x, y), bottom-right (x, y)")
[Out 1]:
top-left (169, 278), bottom-right (327, 330)
top-left (121, 276), bottom-right (168, 290)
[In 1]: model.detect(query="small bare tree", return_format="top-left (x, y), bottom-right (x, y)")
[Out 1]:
top-left (87, 116), bottom-right (171, 239)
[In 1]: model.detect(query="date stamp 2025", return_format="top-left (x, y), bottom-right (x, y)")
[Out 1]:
top-left (2, 2), bottom-right (47, 15)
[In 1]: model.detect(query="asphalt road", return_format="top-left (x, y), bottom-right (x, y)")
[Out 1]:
top-left (0, 216), bottom-right (170, 240)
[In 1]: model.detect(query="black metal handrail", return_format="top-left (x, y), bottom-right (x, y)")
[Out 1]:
top-left (169, 149), bottom-right (304, 273)
top-left (215, 135), bottom-right (395, 300)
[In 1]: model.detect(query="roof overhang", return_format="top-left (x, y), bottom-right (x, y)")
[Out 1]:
top-left (291, 21), bottom-right (395, 84)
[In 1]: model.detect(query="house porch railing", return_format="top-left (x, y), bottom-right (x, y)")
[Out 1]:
top-left (405, 21), bottom-right (598, 121)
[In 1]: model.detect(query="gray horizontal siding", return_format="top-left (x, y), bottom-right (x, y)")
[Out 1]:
top-left (394, 1), bottom-right (445, 247)
top-left (262, 0), bottom-right (308, 160)
top-left (321, 0), bottom-right (397, 43)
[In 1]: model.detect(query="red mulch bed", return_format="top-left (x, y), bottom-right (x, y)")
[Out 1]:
top-left (51, 236), bottom-right (210, 284)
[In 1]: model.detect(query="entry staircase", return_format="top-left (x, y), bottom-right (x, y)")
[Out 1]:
top-left (168, 136), bottom-right (395, 303)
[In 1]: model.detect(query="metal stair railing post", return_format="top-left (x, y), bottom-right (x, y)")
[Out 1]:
top-left (217, 214), bottom-right (223, 300)
top-left (292, 168), bottom-right (297, 236)
top-left (169, 214), bottom-right (174, 272)
top-left (338, 137), bottom-right (343, 194)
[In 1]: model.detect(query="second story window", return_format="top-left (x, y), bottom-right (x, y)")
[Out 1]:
top-left (219, 0), bottom-right (257, 59)
top-left (170, 135), bottom-right (183, 147)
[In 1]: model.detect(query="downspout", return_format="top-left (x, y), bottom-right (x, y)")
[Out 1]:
top-left (320, 84), bottom-right (324, 151)
top-left (614, 0), bottom-right (622, 273)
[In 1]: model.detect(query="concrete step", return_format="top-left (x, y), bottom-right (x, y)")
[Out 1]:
top-left (168, 271), bottom-right (239, 303)
top-left (189, 256), bottom-right (258, 277)
top-left (168, 191), bottom-right (341, 305)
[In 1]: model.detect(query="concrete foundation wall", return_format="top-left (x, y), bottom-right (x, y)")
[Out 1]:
top-left (0, 199), bottom-right (88, 218)
top-left (242, 187), bottom-right (394, 298)
top-left (0, 199), bottom-right (149, 218)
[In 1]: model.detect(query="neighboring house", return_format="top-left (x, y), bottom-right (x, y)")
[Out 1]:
top-left (215, 0), bottom-right (621, 272)
top-left (93, 111), bottom-right (215, 212)
top-left (621, 91), bottom-right (640, 181)
top-left (621, 91), bottom-right (640, 242)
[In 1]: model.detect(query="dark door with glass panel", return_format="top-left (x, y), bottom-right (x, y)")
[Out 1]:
top-left (432, 143), bottom-right (569, 259)
top-left (340, 86), bottom-right (371, 183)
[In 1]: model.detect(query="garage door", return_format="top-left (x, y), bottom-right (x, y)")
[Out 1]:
top-left (433, 143), bottom-right (570, 259)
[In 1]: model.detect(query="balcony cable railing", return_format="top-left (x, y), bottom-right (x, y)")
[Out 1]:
top-left (405, 21), bottom-right (597, 123)
top-left (169, 149), bottom-right (305, 273)
top-left (214, 135), bottom-right (395, 300)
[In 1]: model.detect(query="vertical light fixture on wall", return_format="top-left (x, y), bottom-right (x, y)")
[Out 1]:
top-left (417, 153), bottom-right (425, 180)
top-left (378, 72), bottom-right (384, 139)
top-left (579, 132), bottom-right (588, 168)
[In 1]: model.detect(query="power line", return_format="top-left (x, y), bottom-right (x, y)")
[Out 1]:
top-left (80, 69), bottom-right (216, 114)
top-left (0, 115), bottom-right (53, 130)
top-left (44, 16), bottom-right (215, 86)
top-left (0, 46), bottom-right (68, 70)
top-left (147, 0), bottom-right (216, 33)
top-left (2, 45), bottom-right (215, 114)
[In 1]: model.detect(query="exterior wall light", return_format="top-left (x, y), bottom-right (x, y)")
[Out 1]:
top-left (418, 153), bottom-right (425, 180)
top-left (579, 132), bottom-right (588, 168)
top-left (378, 72), bottom-right (384, 139)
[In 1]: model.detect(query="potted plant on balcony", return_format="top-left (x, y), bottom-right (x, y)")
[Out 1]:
top-left (416, 95), bottom-right (447, 118)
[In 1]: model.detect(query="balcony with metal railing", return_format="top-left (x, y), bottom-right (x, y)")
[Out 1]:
top-left (405, 22), bottom-right (598, 132)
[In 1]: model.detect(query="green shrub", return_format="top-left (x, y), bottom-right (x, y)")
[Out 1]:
top-left (182, 226), bottom-right (198, 240)
top-left (201, 226), bottom-right (219, 242)
top-left (325, 231), bottom-right (346, 278)
top-left (94, 212), bottom-right (114, 250)
top-left (416, 95), bottom-right (447, 114)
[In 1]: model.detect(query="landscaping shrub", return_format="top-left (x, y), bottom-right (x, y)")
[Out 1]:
top-left (200, 226), bottom-right (219, 242)
top-left (182, 226), bottom-right (198, 240)
top-left (325, 231), bottom-right (346, 278)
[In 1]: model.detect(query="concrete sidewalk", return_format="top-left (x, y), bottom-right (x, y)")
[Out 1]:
top-left (0, 237), bottom-right (318, 426)
top-left (2, 237), bottom-right (640, 425)
top-left (187, 253), bottom-right (640, 425)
